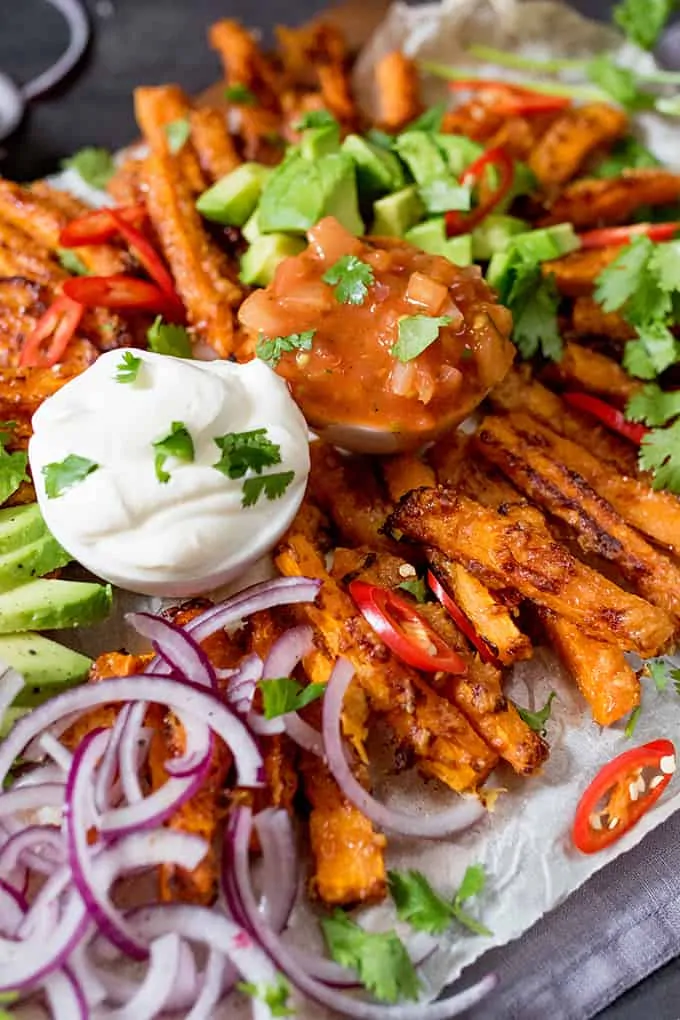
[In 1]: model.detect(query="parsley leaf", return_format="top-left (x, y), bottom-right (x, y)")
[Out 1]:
top-left (225, 83), bottom-right (257, 105)
top-left (585, 55), bottom-right (654, 111)
top-left (322, 255), bottom-right (375, 305)
top-left (238, 976), bottom-right (293, 1017)
top-left (626, 384), bottom-right (680, 426)
top-left (593, 136), bottom-right (660, 178)
top-left (294, 109), bottom-right (338, 131)
top-left (392, 315), bottom-right (452, 363)
top-left (321, 910), bottom-right (420, 1004)
top-left (213, 428), bottom-right (281, 479)
top-left (152, 422), bottom-right (194, 484)
top-left (57, 249), bottom-right (89, 276)
top-left (165, 117), bottom-right (191, 154)
top-left (403, 101), bottom-right (447, 133)
top-left (625, 705), bottom-right (642, 738)
top-left (418, 179), bottom-right (471, 214)
top-left (147, 316), bottom-right (193, 358)
top-left (639, 419), bottom-right (680, 492)
top-left (256, 330), bottom-right (315, 368)
top-left (613, 0), bottom-right (677, 50)
top-left (397, 577), bottom-right (428, 602)
top-left (114, 351), bottom-right (142, 384)
top-left (515, 691), bottom-right (557, 736)
top-left (259, 677), bottom-right (326, 719)
top-left (389, 870), bottom-right (454, 935)
top-left (61, 147), bottom-right (115, 190)
top-left (241, 471), bottom-right (295, 507)
top-left (43, 454), bottom-right (98, 499)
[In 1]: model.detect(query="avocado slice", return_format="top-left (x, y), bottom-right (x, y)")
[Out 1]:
top-left (0, 632), bottom-right (92, 707)
top-left (0, 504), bottom-right (48, 556)
top-left (404, 217), bottom-right (448, 254)
top-left (444, 234), bottom-right (473, 266)
top-left (393, 131), bottom-right (450, 186)
top-left (301, 123), bottom-right (341, 160)
top-left (239, 234), bottom-right (306, 287)
top-left (0, 578), bottom-right (112, 634)
top-left (0, 532), bottom-right (71, 591)
top-left (472, 214), bottom-right (529, 260)
top-left (258, 151), bottom-right (364, 235)
top-left (371, 186), bottom-right (425, 237)
top-left (242, 210), bottom-right (263, 244)
top-left (342, 134), bottom-right (406, 201)
top-left (196, 162), bottom-right (272, 227)
top-left (0, 706), bottom-right (30, 740)
top-left (434, 133), bottom-right (483, 176)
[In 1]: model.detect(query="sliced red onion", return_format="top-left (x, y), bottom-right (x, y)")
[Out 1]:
top-left (69, 942), bottom-right (108, 1009)
top-left (0, 665), bottom-right (24, 728)
top-left (0, 825), bottom-right (64, 877)
top-left (263, 625), bottom-right (314, 678)
top-left (0, 782), bottom-right (65, 818)
top-left (0, 674), bottom-right (264, 789)
top-left (128, 612), bottom-right (217, 690)
top-left (289, 934), bottom-right (436, 990)
top-left (118, 703), bottom-right (146, 806)
top-left (186, 577), bottom-right (321, 644)
top-left (95, 934), bottom-right (183, 1019)
top-left (0, 877), bottom-right (27, 936)
top-left (38, 732), bottom-right (73, 772)
top-left (21, 0), bottom-right (90, 101)
top-left (95, 707), bottom-right (130, 814)
top-left (23, 711), bottom-right (88, 763)
top-left (0, 887), bottom-right (88, 991)
top-left (44, 965), bottom-right (88, 1020)
top-left (253, 809), bottom-right (298, 934)
top-left (323, 660), bottom-right (485, 838)
top-left (227, 653), bottom-right (263, 715)
top-left (228, 807), bottom-right (497, 1019)
top-left (284, 714), bottom-right (325, 756)
top-left (185, 949), bottom-right (229, 1020)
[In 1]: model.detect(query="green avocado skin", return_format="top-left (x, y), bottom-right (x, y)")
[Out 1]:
top-left (0, 579), bottom-right (113, 634)
top-left (0, 632), bottom-right (92, 707)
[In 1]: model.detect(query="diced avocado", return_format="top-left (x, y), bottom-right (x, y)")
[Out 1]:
top-left (444, 233), bottom-right (473, 266)
top-left (393, 131), bottom-right (450, 186)
top-left (0, 706), bottom-right (30, 740)
top-left (342, 134), bottom-right (406, 200)
top-left (371, 186), bottom-right (425, 237)
top-left (239, 234), bottom-right (306, 286)
top-left (487, 250), bottom-right (514, 291)
top-left (0, 632), bottom-right (91, 707)
top-left (0, 504), bottom-right (48, 556)
top-left (301, 123), bottom-right (341, 160)
top-left (196, 163), bottom-right (271, 227)
top-left (404, 217), bottom-right (448, 254)
top-left (323, 156), bottom-right (364, 236)
top-left (241, 209), bottom-right (263, 244)
top-left (510, 223), bottom-right (580, 263)
top-left (0, 579), bottom-right (113, 634)
top-left (434, 133), bottom-right (483, 176)
top-left (0, 532), bottom-right (71, 591)
top-left (258, 151), bottom-right (364, 235)
top-left (472, 214), bottom-right (529, 260)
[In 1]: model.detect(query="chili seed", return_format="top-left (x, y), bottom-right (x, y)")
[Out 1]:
top-left (607, 817), bottom-right (619, 830)
top-left (649, 774), bottom-right (664, 790)
top-left (659, 754), bottom-right (676, 775)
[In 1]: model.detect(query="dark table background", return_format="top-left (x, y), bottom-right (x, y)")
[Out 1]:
top-left (2, 1), bottom-right (680, 1016)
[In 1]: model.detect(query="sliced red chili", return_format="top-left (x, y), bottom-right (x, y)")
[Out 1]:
top-left (63, 275), bottom-right (176, 314)
top-left (19, 295), bottom-right (84, 368)
top-left (572, 739), bottom-right (675, 854)
top-left (348, 579), bottom-right (467, 675)
top-left (448, 79), bottom-right (571, 116)
top-left (59, 205), bottom-right (148, 247)
top-left (578, 222), bottom-right (680, 250)
top-left (445, 146), bottom-right (514, 237)
top-left (426, 570), bottom-right (499, 666)
top-left (108, 211), bottom-right (183, 314)
top-left (562, 391), bottom-right (649, 445)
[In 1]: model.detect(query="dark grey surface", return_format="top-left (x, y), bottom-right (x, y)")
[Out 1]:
top-left (2, 1), bottom-right (680, 1017)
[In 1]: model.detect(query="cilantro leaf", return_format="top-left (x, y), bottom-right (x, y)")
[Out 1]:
top-left (403, 101), bottom-right (448, 134)
top-left (225, 83), bottom-right (257, 105)
top-left (650, 240), bottom-right (680, 292)
top-left (57, 249), bottom-right (89, 276)
top-left (625, 705), bottom-right (642, 738)
top-left (639, 419), bottom-right (680, 492)
top-left (294, 109), bottom-right (338, 131)
top-left (626, 384), bottom-right (680, 426)
top-left (256, 330), bottom-right (315, 368)
top-left (613, 0), bottom-right (677, 50)
top-left (452, 864), bottom-right (493, 937)
top-left (322, 255), bottom-right (375, 305)
top-left (515, 691), bottom-right (557, 736)
top-left (392, 315), bottom-right (452, 363)
top-left (238, 976), bottom-right (293, 1017)
top-left (594, 236), bottom-right (654, 314)
top-left (366, 129), bottom-right (395, 150)
top-left (147, 316), bottom-right (193, 359)
top-left (624, 322), bottom-right (679, 379)
top-left (388, 870), bottom-right (454, 935)
top-left (0, 445), bottom-right (28, 505)
top-left (152, 422), bottom-right (194, 484)
top-left (242, 471), bottom-right (295, 507)
top-left (511, 271), bottom-right (563, 361)
top-left (114, 351), bottom-right (142, 384)
top-left (593, 136), bottom-right (660, 178)
top-left (321, 910), bottom-right (420, 1004)
top-left (585, 55), bottom-right (654, 111)
top-left (0, 421), bottom-right (16, 446)
top-left (397, 577), bottom-right (428, 602)
top-left (165, 117), bottom-right (191, 154)
top-left (43, 454), bottom-right (98, 499)
top-left (418, 179), bottom-right (471, 214)
top-left (258, 677), bottom-right (326, 719)
top-left (61, 147), bottom-right (115, 190)
top-left (644, 657), bottom-right (680, 692)
top-left (213, 428), bottom-right (282, 479)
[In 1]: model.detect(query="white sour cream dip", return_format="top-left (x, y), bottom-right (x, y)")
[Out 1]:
top-left (29, 350), bottom-right (310, 596)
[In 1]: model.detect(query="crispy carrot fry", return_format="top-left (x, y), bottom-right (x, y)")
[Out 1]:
top-left (544, 341), bottom-right (641, 402)
top-left (107, 154), bottom-right (145, 207)
top-left (276, 22), bottom-right (347, 83)
top-left (189, 107), bottom-right (240, 181)
top-left (542, 246), bottom-right (620, 296)
top-left (570, 296), bottom-right (635, 340)
top-left (528, 103), bottom-right (627, 186)
top-left (375, 51), bottom-right (422, 131)
top-left (541, 169), bottom-right (680, 228)
top-left (302, 641), bottom-right (370, 763)
top-left (134, 85), bottom-right (207, 195)
top-left (209, 19), bottom-right (281, 110)
top-left (381, 452), bottom-right (437, 500)
top-left (317, 63), bottom-right (356, 124)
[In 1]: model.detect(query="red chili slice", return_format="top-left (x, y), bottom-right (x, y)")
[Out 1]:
top-left (19, 295), bottom-right (84, 368)
top-left (448, 79), bottom-right (572, 115)
top-left (107, 211), bottom-right (183, 313)
top-left (572, 739), bottom-right (675, 854)
top-left (63, 275), bottom-right (177, 313)
top-left (426, 570), bottom-right (499, 666)
top-left (59, 205), bottom-right (148, 247)
top-left (578, 222), bottom-right (680, 249)
top-left (445, 146), bottom-right (514, 237)
top-left (562, 391), bottom-right (649, 445)
top-left (348, 579), bottom-right (467, 675)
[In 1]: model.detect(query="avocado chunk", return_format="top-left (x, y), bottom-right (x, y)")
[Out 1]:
top-left (0, 632), bottom-right (92, 707)
top-left (444, 233), bottom-right (473, 266)
top-left (394, 131), bottom-right (450, 186)
top-left (434, 133), bottom-right (483, 176)
top-left (404, 217), bottom-right (448, 254)
top-left (0, 532), bottom-right (71, 591)
top-left (239, 234), bottom-right (306, 287)
top-left (0, 706), bottom-right (30, 740)
top-left (509, 223), bottom-right (580, 262)
top-left (0, 504), bottom-right (48, 556)
top-left (486, 250), bottom-right (514, 291)
top-left (242, 210), bottom-right (263, 244)
top-left (301, 123), bottom-right (341, 160)
top-left (0, 578), bottom-right (113, 634)
top-left (472, 214), bottom-right (529, 260)
top-left (371, 186), bottom-right (425, 237)
top-left (196, 163), bottom-right (271, 227)
top-left (342, 134), bottom-right (406, 201)
top-left (258, 150), bottom-right (364, 235)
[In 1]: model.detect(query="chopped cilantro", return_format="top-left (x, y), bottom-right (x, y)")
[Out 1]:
top-left (593, 136), bottom-right (660, 178)
top-left (644, 657), bottom-right (680, 692)
top-left (321, 910), bottom-right (420, 1004)
top-left (61, 147), bottom-right (115, 190)
top-left (238, 976), bottom-right (293, 1017)
top-left (225, 83), bottom-right (257, 105)
top-left (152, 422), bottom-right (194, 484)
top-left (366, 128), bottom-right (395, 150)
top-left (294, 109), bottom-right (338, 131)
top-left (43, 454), bottom-right (98, 499)
top-left (389, 865), bottom-right (492, 938)
top-left (114, 351), bottom-right (142, 384)
top-left (626, 384), bottom-right (680, 427)
top-left (418, 179), bottom-right (471, 214)
top-left (258, 677), bottom-right (326, 719)
top-left (625, 705), bottom-right (642, 738)
top-left (403, 101), bottom-right (447, 133)
top-left (241, 471), bottom-right (295, 508)
top-left (213, 428), bottom-right (282, 479)
top-left (322, 255), bottom-right (375, 305)
top-left (57, 249), bottom-right (89, 276)
top-left (613, 0), bottom-right (677, 50)
top-left (639, 419), bottom-right (680, 492)
top-left (650, 240), bottom-right (680, 292)
top-left (594, 236), bottom-right (654, 314)
top-left (452, 864), bottom-right (492, 936)
top-left (397, 577), bottom-right (428, 602)
top-left (623, 323), bottom-right (679, 379)
top-left (515, 691), bottom-right (557, 737)
top-left (147, 316), bottom-right (193, 359)
top-left (0, 440), bottom-right (28, 504)
top-left (510, 271), bottom-right (562, 361)
top-left (165, 117), bottom-right (191, 154)
top-left (585, 55), bottom-right (654, 111)
top-left (391, 315), bottom-right (452, 363)
top-left (256, 330), bottom-right (315, 368)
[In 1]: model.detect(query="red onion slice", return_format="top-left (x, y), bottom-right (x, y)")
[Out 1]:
top-left (185, 949), bottom-right (229, 1020)
top-left (118, 703), bottom-right (147, 806)
top-left (253, 809), bottom-right (298, 934)
top-left (227, 653), bottom-right (263, 715)
top-left (0, 877), bottom-right (27, 935)
top-left (95, 933), bottom-right (183, 1019)
top-left (262, 625), bottom-right (314, 678)
top-left (0, 782), bottom-right (65, 818)
top-left (95, 707), bottom-right (130, 814)
top-left (21, 0), bottom-right (90, 101)
top-left (128, 612), bottom-right (217, 690)
top-left (44, 965), bottom-right (88, 1020)
top-left (0, 665), bottom-right (24, 726)
top-left (323, 660), bottom-right (485, 838)
top-left (38, 732), bottom-right (73, 772)
top-left (0, 825), bottom-right (64, 878)
top-left (284, 714), bottom-right (325, 756)
top-left (186, 577), bottom-right (321, 644)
